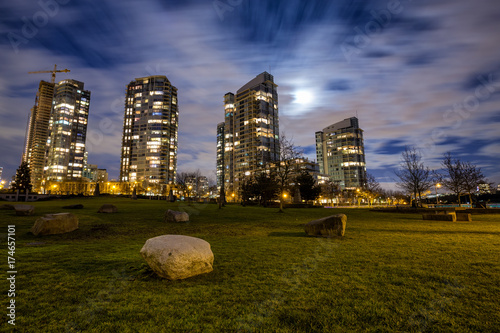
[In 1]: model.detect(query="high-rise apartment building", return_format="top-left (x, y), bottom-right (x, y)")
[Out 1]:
top-left (44, 79), bottom-right (90, 182)
top-left (217, 72), bottom-right (279, 194)
top-left (119, 75), bottom-right (178, 189)
top-left (216, 122), bottom-right (225, 188)
top-left (315, 117), bottom-right (366, 190)
top-left (23, 80), bottom-right (55, 190)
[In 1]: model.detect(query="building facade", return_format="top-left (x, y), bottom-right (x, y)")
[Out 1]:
top-left (44, 79), bottom-right (90, 184)
top-left (119, 75), bottom-right (178, 191)
top-left (23, 80), bottom-right (55, 191)
top-left (315, 117), bottom-right (366, 190)
top-left (216, 122), bottom-right (225, 188)
top-left (217, 72), bottom-right (279, 195)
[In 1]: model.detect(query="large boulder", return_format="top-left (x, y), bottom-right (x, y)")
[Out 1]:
top-left (305, 214), bottom-right (347, 237)
top-left (14, 205), bottom-right (35, 216)
top-left (97, 204), bottom-right (118, 213)
top-left (164, 209), bottom-right (189, 223)
top-left (140, 235), bottom-right (214, 280)
top-left (31, 213), bottom-right (79, 236)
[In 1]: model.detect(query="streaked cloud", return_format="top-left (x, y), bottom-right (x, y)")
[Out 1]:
top-left (0, 0), bottom-right (499, 189)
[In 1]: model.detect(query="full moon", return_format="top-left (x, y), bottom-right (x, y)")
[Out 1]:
top-left (294, 90), bottom-right (314, 104)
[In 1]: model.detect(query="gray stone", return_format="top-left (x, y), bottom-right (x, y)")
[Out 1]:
top-left (0, 204), bottom-right (15, 210)
top-left (164, 209), bottom-right (189, 223)
top-left (305, 214), bottom-right (346, 237)
top-left (140, 235), bottom-right (214, 280)
top-left (97, 204), bottom-right (118, 213)
top-left (31, 213), bottom-right (79, 236)
top-left (14, 204), bottom-right (35, 216)
top-left (423, 213), bottom-right (456, 222)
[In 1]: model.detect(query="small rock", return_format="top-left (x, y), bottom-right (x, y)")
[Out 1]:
top-left (164, 209), bottom-right (189, 223)
top-left (14, 204), bottom-right (35, 216)
top-left (305, 214), bottom-right (346, 237)
top-left (140, 235), bottom-right (214, 280)
top-left (97, 204), bottom-right (118, 213)
top-left (31, 213), bottom-right (79, 236)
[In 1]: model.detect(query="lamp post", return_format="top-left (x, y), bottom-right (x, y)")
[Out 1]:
top-left (435, 183), bottom-right (441, 204)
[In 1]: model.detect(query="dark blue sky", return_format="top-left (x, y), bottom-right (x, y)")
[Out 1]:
top-left (1, 0), bottom-right (499, 189)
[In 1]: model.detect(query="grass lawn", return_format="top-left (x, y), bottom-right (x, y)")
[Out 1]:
top-left (1, 197), bottom-right (499, 332)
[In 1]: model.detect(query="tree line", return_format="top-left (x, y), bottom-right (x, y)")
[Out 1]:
top-left (394, 146), bottom-right (491, 207)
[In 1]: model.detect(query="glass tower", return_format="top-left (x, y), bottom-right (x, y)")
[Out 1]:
top-left (45, 79), bottom-right (90, 182)
top-left (315, 117), bottom-right (366, 190)
top-left (23, 80), bottom-right (55, 191)
top-left (217, 72), bottom-right (279, 194)
top-left (120, 75), bottom-right (178, 190)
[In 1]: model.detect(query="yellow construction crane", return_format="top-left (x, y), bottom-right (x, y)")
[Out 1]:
top-left (28, 64), bottom-right (70, 83)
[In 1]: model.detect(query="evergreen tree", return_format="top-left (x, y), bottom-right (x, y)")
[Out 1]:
top-left (13, 161), bottom-right (32, 192)
top-left (253, 173), bottom-right (279, 207)
top-left (295, 171), bottom-right (321, 202)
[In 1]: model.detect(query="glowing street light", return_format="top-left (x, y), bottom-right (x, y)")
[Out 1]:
top-left (435, 183), bottom-right (441, 204)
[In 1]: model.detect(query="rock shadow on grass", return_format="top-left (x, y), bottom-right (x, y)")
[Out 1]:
top-left (268, 231), bottom-right (309, 237)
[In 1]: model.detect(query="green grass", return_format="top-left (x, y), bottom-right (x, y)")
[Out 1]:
top-left (1, 198), bottom-right (499, 332)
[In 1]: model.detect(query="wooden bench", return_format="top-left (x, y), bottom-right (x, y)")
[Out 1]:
top-left (423, 211), bottom-right (472, 222)
top-left (423, 212), bottom-right (456, 222)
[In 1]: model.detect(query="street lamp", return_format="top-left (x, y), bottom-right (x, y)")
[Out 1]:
top-left (435, 183), bottom-right (441, 204)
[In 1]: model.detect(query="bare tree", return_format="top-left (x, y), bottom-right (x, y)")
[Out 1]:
top-left (320, 179), bottom-right (341, 206)
top-left (394, 146), bottom-right (434, 207)
top-left (363, 173), bottom-right (382, 206)
top-left (275, 134), bottom-right (303, 212)
top-left (440, 153), bottom-right (486, 205)
top-left (176, 170), bottom-right (201, 200)
top-left (440, 153), bottom-right (464, 204)
top-left (461, 161), bottom-right (486, 205)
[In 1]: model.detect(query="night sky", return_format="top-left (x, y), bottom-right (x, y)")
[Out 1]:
top-left (1, 0), bottom-right (499, 189)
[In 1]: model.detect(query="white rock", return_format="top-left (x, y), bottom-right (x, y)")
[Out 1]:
top-left (14, 204), bottom-right (35, 216)
top-left (31, 213), bottom-right (79, 236)
top-left (140, 235), bottom-right (214, 280)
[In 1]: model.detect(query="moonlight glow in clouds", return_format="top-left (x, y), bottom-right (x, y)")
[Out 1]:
top-left (0, 0), bottom-right (499, 189)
